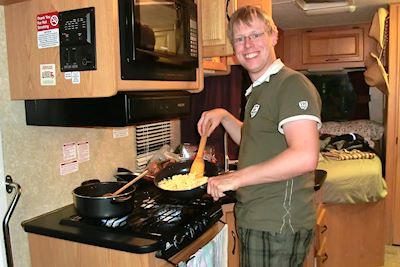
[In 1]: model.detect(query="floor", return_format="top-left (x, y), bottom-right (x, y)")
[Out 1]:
top-left (384, 245), bottom-right (400, 267)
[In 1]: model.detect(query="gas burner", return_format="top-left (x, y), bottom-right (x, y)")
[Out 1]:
top-left (101, 215), bottom-right (129, 228)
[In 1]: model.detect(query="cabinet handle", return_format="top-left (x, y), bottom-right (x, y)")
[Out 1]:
top-left (320, 225), bottom-right (328, 234)
top-left (231, 230), bottom-right (236, 255)
top-left (321, 253), bottom-right (328, 263)
top-left (325, 58), bottom-right (340, 62)
top-left (225, 0), bottom-right (231, 21)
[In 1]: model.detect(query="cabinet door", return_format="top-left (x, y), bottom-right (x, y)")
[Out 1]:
top-left (202, 0), bottom-right (235, 57)
top-left (302, 28), bottom-right (364, 64)
top-left (237, 0), bottom-right (271, 15)
top-left (223, 204), bottom-right (240, 267)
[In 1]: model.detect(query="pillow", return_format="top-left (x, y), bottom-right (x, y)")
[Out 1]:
top-left (320, 120), bottom-right (384, 148)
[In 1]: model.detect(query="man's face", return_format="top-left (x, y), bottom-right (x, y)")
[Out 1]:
top-left (232, 18), bottom-right (277, 81)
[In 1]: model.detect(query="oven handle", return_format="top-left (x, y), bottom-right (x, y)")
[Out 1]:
top-left (168, 221), bottom-right (228, 267)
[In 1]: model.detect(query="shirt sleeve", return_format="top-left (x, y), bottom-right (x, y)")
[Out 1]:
top-left (277, 73), bottom-right (322, 134)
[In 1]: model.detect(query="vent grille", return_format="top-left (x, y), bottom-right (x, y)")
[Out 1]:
top-left (135, 121), bottom-right (172, 171)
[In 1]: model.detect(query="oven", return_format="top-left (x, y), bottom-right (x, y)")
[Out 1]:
top-left (58, 177), bottom-right (226, 265)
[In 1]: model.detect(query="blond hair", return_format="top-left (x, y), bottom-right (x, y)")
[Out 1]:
top-left (227, 6), bottom-right (278, 45)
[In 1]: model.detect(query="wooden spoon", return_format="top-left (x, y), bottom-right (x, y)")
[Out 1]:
top-left (106, 170), bottom-right (149, 197)
top-left (189, 124), bottom-right (211, 178)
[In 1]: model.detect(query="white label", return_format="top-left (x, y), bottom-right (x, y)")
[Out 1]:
top-left (37, 29), bottom-right (60, 49)
top-left (40, 64), bottom-right (56, 86)
top-left (62, 142), bottom-right (77, 161)
top-left (60, 160), bottom-right (79, 176)
top-left (71, 71), bottom-right (80, 84)
top-left (64, 72), bottom-right (72, 80)
top-left (77, 141), bottom-right (90, 163)
top-left (113, 128), bottom-right (129, 138)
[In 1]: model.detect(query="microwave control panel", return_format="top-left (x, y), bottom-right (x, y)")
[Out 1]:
top-left (59, 7), bottom-right (96, 72)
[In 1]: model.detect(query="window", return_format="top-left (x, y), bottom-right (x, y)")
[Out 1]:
top-left (135, 121), bottom-right (173, 170)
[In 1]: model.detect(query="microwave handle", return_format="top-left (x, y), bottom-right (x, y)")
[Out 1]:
top-left (119, 0), bottom-right (136, 62)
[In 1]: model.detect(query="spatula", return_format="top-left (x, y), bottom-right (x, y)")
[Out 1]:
top-left (189, 124), bottom-right (211, 178)
top-left (106, 170), bottom-right (149, 197)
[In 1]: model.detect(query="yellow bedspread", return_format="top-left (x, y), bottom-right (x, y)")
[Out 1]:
top-left (317, 156), bottom-right (388, 204)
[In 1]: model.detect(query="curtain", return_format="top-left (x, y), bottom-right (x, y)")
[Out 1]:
top-left (181, 65), bottom-right (249, 164)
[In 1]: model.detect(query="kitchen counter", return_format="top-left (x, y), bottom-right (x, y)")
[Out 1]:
top-left (22, 204), bottom-right (160, 254)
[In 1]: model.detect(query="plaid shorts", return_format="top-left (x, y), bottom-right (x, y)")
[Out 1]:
top-left (238, 227), bottom-right (314, 267)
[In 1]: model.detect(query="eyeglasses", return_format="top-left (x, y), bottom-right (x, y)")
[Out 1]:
top-left (233, 32), bottom-right (265, 45)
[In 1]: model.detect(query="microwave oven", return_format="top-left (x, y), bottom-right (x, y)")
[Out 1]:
top-left (118, 0), bottom-right (198, 81)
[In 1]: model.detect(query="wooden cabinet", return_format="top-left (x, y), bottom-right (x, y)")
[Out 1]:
top-left (304, 189), bottom-right (385, 267)
top-left (0, 0), bottom-right (26, 5)
top-left (202, 0), bottom-right (271, 72)
top-left (314, 205), bottom-right (328, 265)
top-left (27, 223), bottom-right (225, 267)
top-left (222, 203), bottom-right (240, 267)
top-left (282, 24), bottom-right (374, 70)
top-left (385, 3), bottom-right (400, 245)
top-left (3, 0), bottom-right (204, 100)
top-left (201, 0), bottom-right (235, 73)
top-left (202, 0), bottom-right (235, 57)
top-left (321, 201), bottom-right (385, 267)
top-left (237, 0), bottom-right (271, 16)
top-left (302, 28), bottom-right (364, 64)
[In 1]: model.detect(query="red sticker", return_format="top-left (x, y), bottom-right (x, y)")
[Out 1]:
top-left (36, 11), bottom-right (59, 31)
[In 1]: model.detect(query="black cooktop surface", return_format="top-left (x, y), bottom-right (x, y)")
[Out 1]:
top-left (23, 178), bottom-right (225, 258)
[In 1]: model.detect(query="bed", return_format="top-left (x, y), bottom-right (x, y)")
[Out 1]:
top-left (317, 119), bottom-right (388, 204)
top-left (310, 119), bottom-right (388, 267)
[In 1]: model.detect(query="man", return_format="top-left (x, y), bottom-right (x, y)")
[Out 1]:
top-left (197, 6), bottom-right (322, 267)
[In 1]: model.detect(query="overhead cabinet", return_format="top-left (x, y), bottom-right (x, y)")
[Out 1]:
top-left (202, 0), bottom-right (272, 71)
top-left (302, 28), bottom-right (364, 64)
top-left (202, 0), bottom-right (235, 57)
top-left (3, 0), bottom-right (204, 100)
top-left (282, 24), bottom-right (373, 70)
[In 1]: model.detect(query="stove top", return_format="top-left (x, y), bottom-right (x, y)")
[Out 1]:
top-left (60, 179), bottom-right (223, 259)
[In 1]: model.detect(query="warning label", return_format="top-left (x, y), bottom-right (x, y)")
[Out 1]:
top-left (36, 11), bottom-right (60, 49)
top-left (36, 11), bottom-right (59, 31)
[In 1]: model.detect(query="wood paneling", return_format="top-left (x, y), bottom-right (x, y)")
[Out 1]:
top-left (0, 0), bottom-right (26, 5)
top-left (385, 3), bottom-right (400, 245)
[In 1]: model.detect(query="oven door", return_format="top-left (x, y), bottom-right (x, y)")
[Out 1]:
top-left (158, 222), bottom-right (228, 266)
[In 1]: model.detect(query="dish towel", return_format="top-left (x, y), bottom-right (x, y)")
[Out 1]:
top-left (178, 224), bottom-right (228, 267)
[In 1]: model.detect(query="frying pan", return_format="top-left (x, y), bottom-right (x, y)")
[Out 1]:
top-left (154, 160), bottom-right (219, 199)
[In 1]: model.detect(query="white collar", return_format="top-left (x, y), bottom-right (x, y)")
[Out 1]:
top-left (245, 59), bottom-right (285, 97)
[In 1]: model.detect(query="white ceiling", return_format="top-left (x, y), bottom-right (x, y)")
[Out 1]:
top-left (272, 0), bottom-right (398, 30)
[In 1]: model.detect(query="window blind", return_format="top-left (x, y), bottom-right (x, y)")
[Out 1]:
top-left (135, 121), bottom-right (172, 171)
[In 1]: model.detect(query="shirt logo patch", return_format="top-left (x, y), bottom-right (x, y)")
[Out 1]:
top-left (299, 101), bottom-right (308, 110)
top-left (250, 104), bottom-right (260, 118)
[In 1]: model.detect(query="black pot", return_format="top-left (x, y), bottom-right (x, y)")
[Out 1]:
top-left (154, 160), bottom-right (219, 199)
top-left (72, 181), bottom-right (135, 219)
